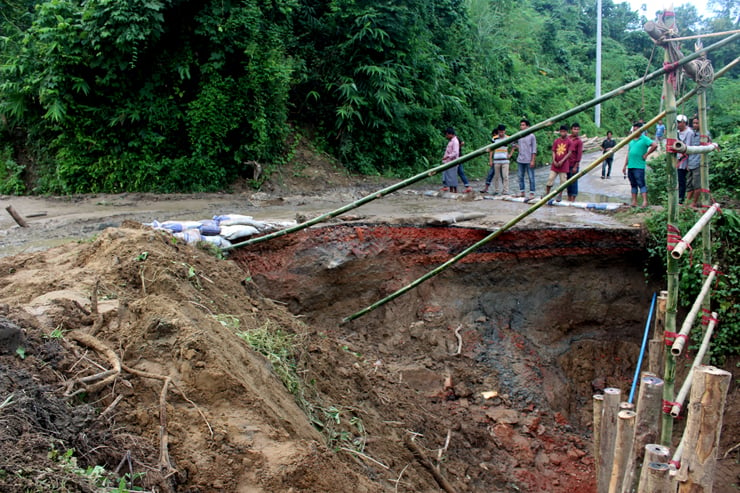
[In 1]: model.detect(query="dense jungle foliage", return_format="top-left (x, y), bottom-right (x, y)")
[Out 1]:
top-left (0, 0), bottom-right (737, 193)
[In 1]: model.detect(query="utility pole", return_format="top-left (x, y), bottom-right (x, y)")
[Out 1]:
top-left (595, 0), bottom-right (603, 127)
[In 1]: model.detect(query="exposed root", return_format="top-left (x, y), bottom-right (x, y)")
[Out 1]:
top-left (404, 433), bottom-right (457, 493)
top-left (453, 325), bottom-right (463, 355)
top-left (65, 330), bottom-right (121, 396)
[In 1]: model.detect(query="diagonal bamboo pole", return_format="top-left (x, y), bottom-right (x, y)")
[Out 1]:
top-left (343, 57), bottom-right (740, 323)
top-left (222, 34), bottom-right (739, 252)
top-left (670, 312), bottom-right (718, 417)
top-left (670, 265), bottom-right (719, 356)
top-left (670, 203), bottom-right (721, 259)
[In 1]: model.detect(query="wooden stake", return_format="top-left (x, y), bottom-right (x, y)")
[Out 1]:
top-left (670, 313), bottom-right (718, 417)
top-left (645, 463), bottom-right (673, 493)
top-left (637, 444), bottom-right (670, 493)
top-left (676, 366), bottom-right (731, 492)
top-left (598, 388), bottom-right (621, 493)
top-left (648, 292), bottom-right (668, 375)
top-left (594, 394), bottom-right (605, 482)
top-left (608, 410), bottom-right (636, 493)
top-left (5, 205), bottom-right (29, 228)
top-left (622, 375), bottom-right (664, 493)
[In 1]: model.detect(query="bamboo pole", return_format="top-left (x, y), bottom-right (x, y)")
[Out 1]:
top-left (623, 376), bottom-right (664, 493)
top-left (637, 444), bottom-right (671, 493)
top-left (343, 61), bottom-right (739, 323)
top-left (609, 410), bottom-right (637, 493)
top-left (670, 204), bottom-right (721, 259)
top-left (670, 265), bottom-right (719, 356)
top-left (698, 91), bottom-right (712, 365)
top-left (223, 36), bottom-right (740, 252)
top-left (599, 388), bottom-right (622, 493)
top-left (670, 313), bottom-right (718, 417)
top-left (661, 34), bottom-right (679, 446)
top-left (594, 393), bottom-right (605, 483)
top-left (675, 366), bottom-right (731, 492)
top-left (648, 291), bottom-right (668, 375)
top-left (670, 141), bottom-right (718, 155)
top-left (669, 437), bottom-right (684, 475)
top-left (644, 463), bottom-right (673, 493)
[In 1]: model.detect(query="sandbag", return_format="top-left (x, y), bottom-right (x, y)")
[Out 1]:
top-left (219, 224), bottom-right (260, 240)
top-left (174, 229), bottom-right (203, 244)
top-left (201, 235), bottom-right (232, 248)
top-left (198, 219), bottom-right (221, 236)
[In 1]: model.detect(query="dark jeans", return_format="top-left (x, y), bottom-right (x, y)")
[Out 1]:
top-left (567, 169), bottom-right (578, 197)
top-left (628, 168), bottom-right (647, 194)
top-left (677, 168), bottom-right (687, 203)
top-left (602, 157), bottom-right (613, 177)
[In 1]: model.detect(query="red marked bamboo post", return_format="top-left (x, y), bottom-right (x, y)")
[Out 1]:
top-left (645, 463), bottom-right (673, 493)
top-left (594, 394), bottom-right (605, 482)
top-left (669, 204), bottom-right (720, 259)
top-left (675, 366), bottom-right (731, 492)
top-left (670, 313), bottom-right (718, 417)
top-left (622, 376), bottom-right (664, 493)
top-left (608, 410), bottom-right (636, 493)
top-left (648, 291), bottom-right (668, 375)
top-left (670, 265), bottom-right (718, 356)
top-left (637, 444), bottom-right (671, 493)
top-left (661, 24), bottom-right (679, 446)
top-left (598, 388), bottom-right (621, 493)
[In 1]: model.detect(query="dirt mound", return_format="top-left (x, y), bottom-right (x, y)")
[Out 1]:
top-left (0, 221), bottom-right (602, 492)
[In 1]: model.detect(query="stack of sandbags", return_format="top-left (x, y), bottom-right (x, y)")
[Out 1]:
top-left (146, 215), bottom-right (297, 248)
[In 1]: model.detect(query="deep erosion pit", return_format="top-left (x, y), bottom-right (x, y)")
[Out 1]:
top-left (233, 223), bottom-right (656, 428)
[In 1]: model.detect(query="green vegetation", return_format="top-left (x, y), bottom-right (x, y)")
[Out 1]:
top-left (1, 0), bottom-right (736, 192)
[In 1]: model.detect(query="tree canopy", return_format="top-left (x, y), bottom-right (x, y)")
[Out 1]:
top-left (0, 0), bottom-right (737, 193)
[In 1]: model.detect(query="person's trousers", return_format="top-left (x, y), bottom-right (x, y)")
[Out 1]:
top-left (457, 164), bottom-right (469, 186)
top-left (517, 162), bottom-right (535, 193)
top-left (485, 165), bottom-right (495, 186)
top-left (677, 168), bottom-right (687, 203)
top-left (602, 157), bottom-right (613, 177)
top-left (493, 161), bottom-right (509, 193)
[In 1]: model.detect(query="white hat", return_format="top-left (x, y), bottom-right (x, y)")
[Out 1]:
top-left (677, 114), bottom-right (688, 122)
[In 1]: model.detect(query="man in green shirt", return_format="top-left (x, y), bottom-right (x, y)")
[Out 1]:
top-left (622, 122), bottom-right (658, 207)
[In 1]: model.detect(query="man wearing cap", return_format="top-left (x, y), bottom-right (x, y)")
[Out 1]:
top-left (675, 114), bottom-right (693, 204)
top-left (441, 127), bottom-right (460, 193)
top-left (623, 121), bottom-right (658, 207)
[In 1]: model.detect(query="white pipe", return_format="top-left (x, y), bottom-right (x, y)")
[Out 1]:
top-left (670, 203), bottom-right (721, 259)
top-left (671, 140), bottom-right (719, 154)
top-left (670, 312), bottom-right (718, 417)
top-left (669, 437), bottom-right (684, 476)
top-left (671, 266), bottom-right (718, 356)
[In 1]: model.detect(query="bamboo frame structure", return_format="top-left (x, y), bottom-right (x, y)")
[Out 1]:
top-left (670, 203), bottom-right (721, 259)
top-left (675, 366), bottom-right (731, 491)
top-left (622, 375), bottom-right (664, 493)
top-left (670, 264), bottom-right (719, 356)
top-left (223, 35), bottom-right (739, 252)
top-left (608, 410), bottom-right (636, 493)
top-left (637, 444), bottom-right (670, 493)
top-left (598, 388), bottom-right (622, 493)
top-left (670, 312), bottom-right (718, 417)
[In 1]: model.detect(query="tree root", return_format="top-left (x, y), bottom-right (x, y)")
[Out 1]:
top-left (403, 433), bottom-right (457, 493)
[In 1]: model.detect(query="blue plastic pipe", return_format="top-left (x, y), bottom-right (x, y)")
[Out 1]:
top-left (628, 292), bottom-right (658, 404)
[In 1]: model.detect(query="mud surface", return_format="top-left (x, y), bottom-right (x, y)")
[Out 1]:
top-left (0, 146), bottom-right (737, 492)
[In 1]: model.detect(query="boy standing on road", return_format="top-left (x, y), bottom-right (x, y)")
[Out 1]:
top-left (623, 122), bottom-right (658, 208)
top-left (514, 119), bottom-right (537, 200)
top-left (546, 125), bottom-right (572, 201)
top-left (601, 131), bottom-right (616, 179)
top-left (566, 123), bottom-right (583, 202)
top-left (655, 120), bottom-right (666, 151)
top-left (483, 125), bottom-right (511, 195)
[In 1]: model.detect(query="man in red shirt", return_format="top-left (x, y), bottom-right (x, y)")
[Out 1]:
top-left (566, 123), bottom-right (583, 202)
top-left (546, 125), bottom-right (572, 201)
